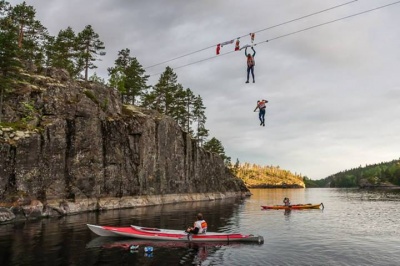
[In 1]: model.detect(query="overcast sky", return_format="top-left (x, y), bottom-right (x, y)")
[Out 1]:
top-left (9, 0), bottom-right (400, 179)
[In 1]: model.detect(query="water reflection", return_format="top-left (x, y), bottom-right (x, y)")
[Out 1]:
top-left (86, 237), bottom-right (248, 266)
top-left (0, 197), bottom-right (252, 266)
top-left (2, 189), bottom-right (400, 265)
top-left (337, 187), bottom-right (400, 202)
top-left (284, 209), bottom-right (291, 221)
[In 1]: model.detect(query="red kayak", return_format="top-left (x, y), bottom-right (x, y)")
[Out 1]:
top-left (261, 203), bottom-right (324, 210)
top-left (87, 224), bottom-right (264, 243)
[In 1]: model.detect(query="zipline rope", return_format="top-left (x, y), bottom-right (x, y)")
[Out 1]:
top-left (144, 0), bottom-right (358, 70)
top-left (148, 1), bottom-right (400, 77)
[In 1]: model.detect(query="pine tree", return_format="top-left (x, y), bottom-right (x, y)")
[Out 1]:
top-left (89, 72), bottom-right (105, 85)
top-left (0, 0), bottom-right (20, 123)
top-left (108, 48), bottom-right (149, 105)
top-left (9, 1), bottom-right (48, 69)
top-left (192, 95), bottom-right (208, 146)
top-left (76, 25), bottom-right (105, 81)
top-left (49, 26), bottom-right (77, 76)
top-left (232, 158), bottom-right (240, 175)
top-left (183, 88), bottom-right (195, 134)
top-left (10, 1), bottom-right (34, 49)
top-left (203, 137), bottom-right (231, 165)
top-left (143, 66), bottom-right (179, 114)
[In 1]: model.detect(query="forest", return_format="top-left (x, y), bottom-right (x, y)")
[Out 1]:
top-left (303, 159), bottom-right (400, 188)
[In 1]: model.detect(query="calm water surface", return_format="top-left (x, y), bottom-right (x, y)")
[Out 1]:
top-left (1, 188), bottom-right (399, 266)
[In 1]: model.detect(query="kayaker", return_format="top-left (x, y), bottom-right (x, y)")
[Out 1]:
top-left (283, 197), bottom-right (291, 206)
top-left (185, 213), bottom-right (208, 234)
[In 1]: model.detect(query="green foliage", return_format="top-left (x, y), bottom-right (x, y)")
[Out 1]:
top-left (101, 98), bottom-right (108, 111)
top-left (83, 89), bottom-right (99, 104)
top-left (10, 1), bottom-right (48, 68)
top-left (314, 159), bottom-right (400, 188)
top-left (303, 176), bottom-right (321, 188)
top-left (0, 1), bottom-right (20, 75)
top-left (142, 66), bottom-right (179, 114)
top-left (48, 26), bottom-right (77, 76)
top-left (76, 24), bottom-right (105, 81)
top-left (203, 137), bottom-right (231, 165)
top-left (89, 72), bottom-right (105, 85)
top-left (0, 1), bottom-right (20, 122)
top-left (108, 48), bottom-right (149, 104)
top-left (20, 100), bottom-right (35, 123)
top-left (141, 67), bottom-right (209, 139)
top-left (192, 95), bottom-right (208, 145)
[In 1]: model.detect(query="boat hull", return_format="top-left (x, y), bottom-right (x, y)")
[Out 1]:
top-left (87, 224), bottom-right (264, 243)
top-left (261, 203), bottom-right (324, 210)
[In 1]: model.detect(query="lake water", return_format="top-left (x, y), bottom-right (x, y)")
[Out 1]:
top-left (1, 188), bottom-right (399, 266)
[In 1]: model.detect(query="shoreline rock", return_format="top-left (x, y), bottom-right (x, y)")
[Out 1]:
top-left (0, 192), bottom-right (250, 224)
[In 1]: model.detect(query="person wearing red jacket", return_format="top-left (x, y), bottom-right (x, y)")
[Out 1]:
top-left (245, 47), bottom-right (256, 83)
top-left (254, 99), bottom-right (268, 126)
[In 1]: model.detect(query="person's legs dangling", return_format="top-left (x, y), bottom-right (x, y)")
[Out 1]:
top-left (261, 109), bottom-right (265, 126)
top-left (250, 66), bottom-right (255, 83)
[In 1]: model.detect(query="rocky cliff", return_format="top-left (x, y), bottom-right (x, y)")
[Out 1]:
top-left (0, 68), bottom-right (249, 223)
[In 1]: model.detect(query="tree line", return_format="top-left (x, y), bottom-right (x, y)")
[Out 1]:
top-left (0, 1), bottom-right (232, 164)
top-left (303, 159), bottom-right (400, 188)
top-left (231, 160), bottom-right (305, 187)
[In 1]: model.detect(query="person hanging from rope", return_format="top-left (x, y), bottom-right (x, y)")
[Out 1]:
top-left (253, 99), bottom-right (268, 126)
top-left (245, 46), bottom-right (256, 83)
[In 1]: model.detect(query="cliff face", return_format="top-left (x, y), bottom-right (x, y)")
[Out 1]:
top-left (0, 69), bottom-right (249, 222)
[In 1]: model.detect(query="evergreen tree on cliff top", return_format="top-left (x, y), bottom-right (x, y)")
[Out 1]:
top-left (142, 66), bottom-right (181, 115)
top-left (203, 137), bottom-right (231, 165)
top-left (192, 95), bottom-right (208, 146)
top-left (108, 48), bottom-right (149, 105)
top-left (0, 1), bottom-right (19, 76)
top-left (9, 1), bottom-right (48, 70)
top-left (0, 0), bottom-right (20, 123)
top-left (76, 24), bottom-right (105, 81)
top-left (47, 27), bottom-right (78, 77)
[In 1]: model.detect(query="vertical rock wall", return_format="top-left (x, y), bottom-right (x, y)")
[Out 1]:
top-left (0, 69), bottom-right (249, 221)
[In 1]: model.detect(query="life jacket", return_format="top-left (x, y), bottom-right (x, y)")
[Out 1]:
top-left (194, 220), bottom-right (208, 234)
top-left (283, 198), bottom-right (290, 206)
top-left (258, 100), bottom-right (266, 109)
top-left (247, 55), bottom-right (255, 67)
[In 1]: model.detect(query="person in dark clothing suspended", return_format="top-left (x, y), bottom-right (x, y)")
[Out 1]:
top-left (254, 99), bottom-right (268, 126)
top-left (245, 47), bottom-right (256, 83)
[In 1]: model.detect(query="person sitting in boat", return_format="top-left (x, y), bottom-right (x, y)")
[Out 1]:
top-left (283, 197), bottom-right (291, 206)
top-left (185, 213), bottom-right (208, 234)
